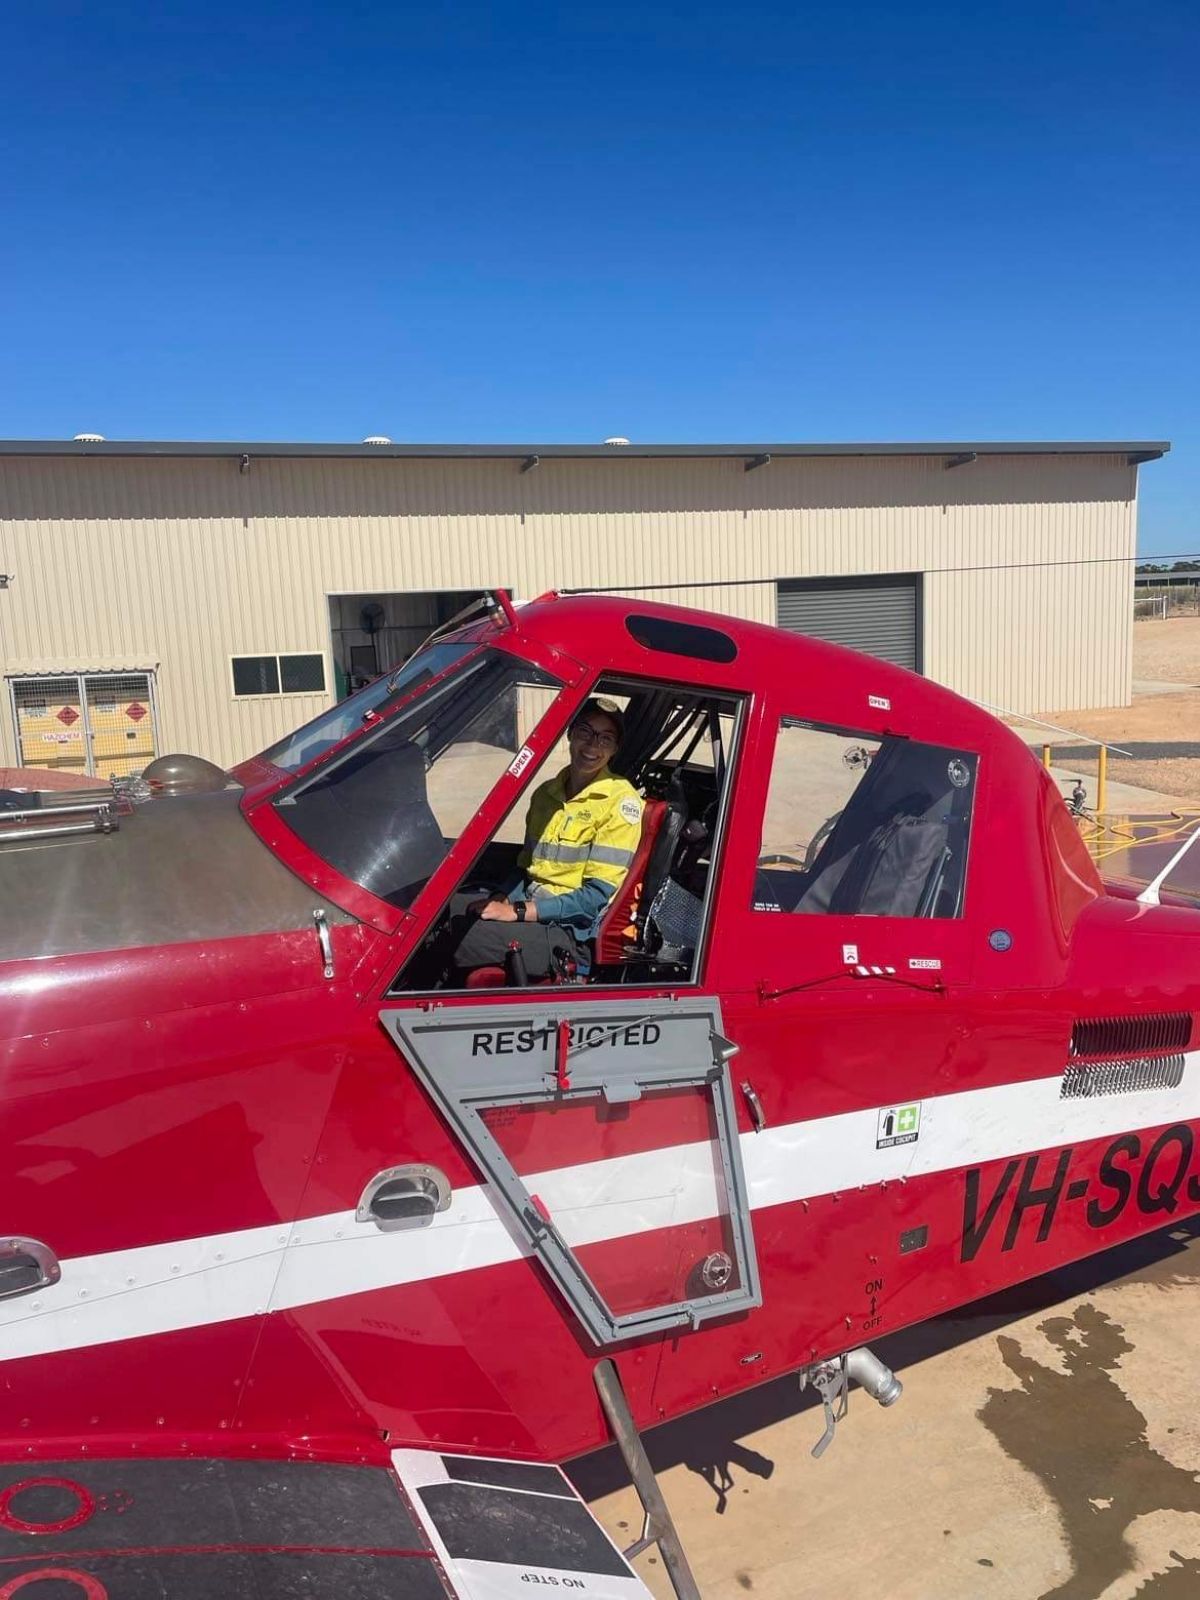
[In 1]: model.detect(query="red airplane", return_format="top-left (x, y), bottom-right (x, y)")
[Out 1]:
top-left (1, 591), bottom-right (1197, 1600)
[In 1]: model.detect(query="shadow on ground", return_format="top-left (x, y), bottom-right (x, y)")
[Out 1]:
top-left (1101, 743), bottom-right (1200, 762)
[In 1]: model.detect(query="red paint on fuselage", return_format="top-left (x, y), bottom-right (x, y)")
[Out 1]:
top-left (0, 594), bottom-right (1197, 1469)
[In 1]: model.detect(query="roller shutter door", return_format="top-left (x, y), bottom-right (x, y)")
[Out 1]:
top-left (776, 576), bottom-right (921, 670)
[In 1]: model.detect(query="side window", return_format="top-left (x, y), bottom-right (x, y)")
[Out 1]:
top-left (754, 719), bottom-right (977, 919)
top-left (232, 652), bottom-right (327, 697)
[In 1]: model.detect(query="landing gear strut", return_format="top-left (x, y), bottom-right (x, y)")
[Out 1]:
top-left (593, 1358), bottom-right (702, 1600)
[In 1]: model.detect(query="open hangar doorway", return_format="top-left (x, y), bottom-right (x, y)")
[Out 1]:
top-left (328, 590), bottom-right (490, 700)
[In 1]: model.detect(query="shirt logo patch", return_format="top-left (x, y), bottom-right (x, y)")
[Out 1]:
top-left (619, 796), bottom-right (642, 825)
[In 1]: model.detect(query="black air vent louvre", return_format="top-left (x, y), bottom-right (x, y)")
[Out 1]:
top-left (1070, 1013), bottom-right (1192, 1059)
top-left (1061, 1054), bottom-right (1186, 1100)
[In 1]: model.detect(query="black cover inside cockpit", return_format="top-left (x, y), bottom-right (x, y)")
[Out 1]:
top-left (794, 738), bottom-right (975, 918)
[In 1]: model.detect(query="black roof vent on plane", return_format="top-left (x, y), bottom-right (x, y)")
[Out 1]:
top-left (625, 614), bottom-right (738, 664)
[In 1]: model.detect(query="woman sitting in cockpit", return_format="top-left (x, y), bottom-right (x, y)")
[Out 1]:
top-left (452, 698), bottom-right (643, 979)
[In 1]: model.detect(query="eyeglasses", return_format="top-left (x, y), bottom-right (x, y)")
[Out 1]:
top-left (571, 721), bottom-right (618, 751)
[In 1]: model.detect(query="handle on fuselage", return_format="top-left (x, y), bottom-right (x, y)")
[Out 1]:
top-left (356, 1164), bottom-right (453, 1230)
top-left (0, 1236), bottom-right (61, 1301)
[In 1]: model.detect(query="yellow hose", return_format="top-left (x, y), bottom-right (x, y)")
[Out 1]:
top-left (1078, 807), bottom-right (1200, 865)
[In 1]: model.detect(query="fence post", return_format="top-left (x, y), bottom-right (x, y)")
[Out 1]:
top-left (1098, 745), bottom-right (1108, 815)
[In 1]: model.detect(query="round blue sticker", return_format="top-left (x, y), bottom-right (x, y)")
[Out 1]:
top-left (989, 929), bottom-right (1013, 952)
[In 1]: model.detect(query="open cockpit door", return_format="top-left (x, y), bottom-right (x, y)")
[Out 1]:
top-left (380, 998), bottom-right (761, 1345)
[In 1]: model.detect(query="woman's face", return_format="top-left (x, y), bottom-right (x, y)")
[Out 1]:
top-left (568, 711), bottom-right (620, 779)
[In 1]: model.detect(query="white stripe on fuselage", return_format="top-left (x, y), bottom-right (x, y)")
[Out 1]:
top-left (1, 1055), bottom-right (1197, 1363)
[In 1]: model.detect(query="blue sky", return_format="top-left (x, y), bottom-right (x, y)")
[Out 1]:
top-left (2, 1), bottom-right (1196, 555)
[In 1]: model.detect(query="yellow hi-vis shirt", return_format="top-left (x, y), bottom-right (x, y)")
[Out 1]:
top-left (517, 767), bottom-right (644, 938)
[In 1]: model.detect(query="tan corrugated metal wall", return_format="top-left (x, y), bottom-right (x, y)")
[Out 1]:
top-left (0, 451), bottom-right (1138, 770)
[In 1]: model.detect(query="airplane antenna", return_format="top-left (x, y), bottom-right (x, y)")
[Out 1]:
top-left (970, 699), bottom-right (1134, 759)
top-left (1136, 821), bottom-right (1200, 906)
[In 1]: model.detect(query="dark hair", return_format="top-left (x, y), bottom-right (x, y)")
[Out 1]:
top-left (574, 696), bottom-right (624, 746)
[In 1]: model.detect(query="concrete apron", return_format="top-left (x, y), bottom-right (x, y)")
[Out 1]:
top-left (575, 1222), bottom-right (1200, 1599)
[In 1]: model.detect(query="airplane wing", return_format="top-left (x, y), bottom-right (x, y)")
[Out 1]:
top-left (0, 1449), bottom-right (653, 1599)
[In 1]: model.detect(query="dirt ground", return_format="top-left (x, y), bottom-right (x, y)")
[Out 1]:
top-left (1127, 616), bottom-right (1200, 685)
top-left (1035, 618), bottom-right (1200, 805)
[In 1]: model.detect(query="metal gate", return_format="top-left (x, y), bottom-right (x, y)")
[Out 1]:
top-left (9, 672), bottom-right (158, 780)
top-left (777, 574), bottom-right (922, 671)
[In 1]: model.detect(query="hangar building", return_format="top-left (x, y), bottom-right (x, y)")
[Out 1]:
top-left (0, 438), bottom-right (1168, 780)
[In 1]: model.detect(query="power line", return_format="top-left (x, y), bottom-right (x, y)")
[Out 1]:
top-left (562, 551), bottom-right (1200, 595)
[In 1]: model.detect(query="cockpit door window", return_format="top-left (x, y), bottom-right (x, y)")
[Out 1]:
top-left (390, 678), bottom-right (745, 993)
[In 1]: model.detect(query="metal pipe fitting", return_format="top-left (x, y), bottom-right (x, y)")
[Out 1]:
top-left (844, 1346), bottom-right (903, 1407)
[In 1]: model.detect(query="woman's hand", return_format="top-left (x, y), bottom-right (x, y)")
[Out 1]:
top-left (479, 899), bottom-right (518, 923)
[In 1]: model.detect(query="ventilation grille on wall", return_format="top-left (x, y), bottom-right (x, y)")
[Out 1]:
top-left (1070, 1013), bottom-right (1193, 1059)
top-left (1061, 1054), bottom-right (1186, 1100)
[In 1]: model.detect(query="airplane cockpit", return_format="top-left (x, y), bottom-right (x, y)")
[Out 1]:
top-left (259, 636), bottom-right (742, 991)
top-left (752, 722), bottom-right (976, 921)
top-left (255, 598), bottom-right (985, 1001)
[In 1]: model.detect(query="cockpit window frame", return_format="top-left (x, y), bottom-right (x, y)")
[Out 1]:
top-left (385, 672), bottom-right (750, 998)
top-left (752, 715), bottom-right (980, 922)
top-left (250, 639), bottom-right (489, 792)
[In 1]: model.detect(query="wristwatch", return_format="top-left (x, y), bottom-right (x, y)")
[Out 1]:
top-left (514, 900), bottom-right (527, 922)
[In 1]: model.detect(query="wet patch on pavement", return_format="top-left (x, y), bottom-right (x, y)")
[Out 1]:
top-left (979, 1303), bottom-right (1200, 1599)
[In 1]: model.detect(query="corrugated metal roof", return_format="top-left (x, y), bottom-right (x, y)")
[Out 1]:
top-left (0, 438), bottom-right (1171, 462)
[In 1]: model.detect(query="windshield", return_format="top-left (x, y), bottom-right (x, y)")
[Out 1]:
top-left (259, 640), bottom-right (477, 774)
top-left (273, 649), bottom-right (563, 908)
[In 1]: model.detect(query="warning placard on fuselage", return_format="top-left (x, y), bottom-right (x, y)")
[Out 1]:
top-left (392, 1448), bottom-right (654, 1600)
top-left (386, 999), bottom-right (717, 1099)
top-left (877, 1102), bottom-right (922, 1149)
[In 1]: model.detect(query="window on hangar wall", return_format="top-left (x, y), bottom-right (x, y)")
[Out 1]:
top-left (232, 653), bottom-right (327, 697)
